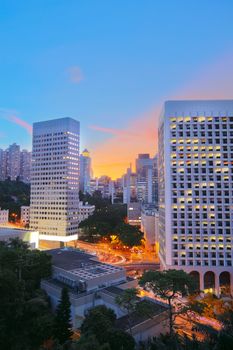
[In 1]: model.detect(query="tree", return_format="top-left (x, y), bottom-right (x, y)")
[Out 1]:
top-left (139, 270), bottom-right (194, 336)
top-left (80, 305), bottom-right (135, 349)
top-left (0, 179), bottom-right (30, 219)
top-left (115, 288), bottom-right (139, 334)
top-left (114, 223), bottom-right (144, 247)
top-left (107, 328), bottom-right (135, 350)
top-left (54, 287), bottom-right (73, 345)
top-left (0, 269), bottom-right (54, 350)
top-left (79, 203), bottom-right (127, 242)
top-left (81, 305), bottom-right (116, 344)
top-left (0, 238), bottom-right (52, 292)
top-left (74, 334), bottom-right (111, 350)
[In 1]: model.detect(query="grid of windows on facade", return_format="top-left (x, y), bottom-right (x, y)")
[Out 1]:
top-left (30, 126), bottom-right (79, 237)
top-left (169, 115), bottom-right (233, 268)
top-left (158, 122), bottom-right (166, 262)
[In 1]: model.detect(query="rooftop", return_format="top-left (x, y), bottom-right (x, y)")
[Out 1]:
top-left (47, 248), bottom-right (98, 270)
top-left (164, 99), bottom-right (233, 117)
top-left (115, 299), bottom-right (168, 331)
top-left (0, 227), bottom-right (36, 237)
top-left (47, 248), bottom-right (124, 280)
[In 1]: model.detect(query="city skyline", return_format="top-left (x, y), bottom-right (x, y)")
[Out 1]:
top-left (1, 1), bottom-right (233, 178)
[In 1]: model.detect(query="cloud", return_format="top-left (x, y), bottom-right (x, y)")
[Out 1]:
top-left (0, 109), bottom-right (32, 135)
top-left (172, 51), bottom-right (233, 100)
top-left (91, 108), bottom-right (159, 179)
top-left (67, 66), bottom-right (83, 83)
top-left (9, 116), bottom-right (32, 135)
top-left (89, 125), bottom-right (139, 138)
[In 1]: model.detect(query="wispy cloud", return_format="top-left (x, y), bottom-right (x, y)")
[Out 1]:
top-left (67, 66), bottom-right (83, 84)
top-left (91, 108), bottom-right (158, 179)
top-left (9, 116), bottom-right (32, 135)
top-left (0, 109), bottom-right (32, 135)
top-left (89, 124), bottom-right (139, 138)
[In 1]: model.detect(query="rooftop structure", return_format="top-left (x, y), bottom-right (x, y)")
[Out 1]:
top-left (46, 248), bottom-right (126, 293)
top-left (42, 248), bottom-right (169, 339)
top-left (0, 226), bottom-right (39, 249)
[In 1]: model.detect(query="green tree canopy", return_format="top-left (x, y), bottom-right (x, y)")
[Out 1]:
top-left (114, 223), bottom-right (144, 247)
top-left (139, 269), bottom-right (194, 336)
top-left (0, 179), bottom-right (30, 219)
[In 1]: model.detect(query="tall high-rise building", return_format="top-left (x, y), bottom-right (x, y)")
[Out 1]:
top-left (20, 150), bottom-right (32, 183)
top-left (0, 149), bottom-right (7, 181)
top-left (159, 100), bottom-right (233, 295)
top-left (79, 149), bottom-right (91, 194)
top-left (136, 154), bottom-right (158, 205)
top-left (7, 143), bottom-right (21, 180)
top-left (0, 144), bottom-right (31, 183)
top-left (30, 117), bottom-right (80, 242)
top-left (123, 166), bottom-right (137, 204)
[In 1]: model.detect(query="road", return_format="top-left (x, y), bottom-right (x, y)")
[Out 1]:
top-left (39, 239), bottom-right (159, 269)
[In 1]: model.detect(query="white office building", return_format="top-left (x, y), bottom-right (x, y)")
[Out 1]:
top-left (21, 206), bottom-right (30, 226)
top-left (141, 204), bottom-right (159, 252)
top-left (0, 226), bottom-right (39, 249)
top-left (78, 201), bottom-right (95, 223)
top-left (158, 100), bottom-right (233, 295)
top-left (30, 117), bottom-right (80, 242)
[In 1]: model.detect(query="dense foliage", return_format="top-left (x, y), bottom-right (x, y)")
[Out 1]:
top-left (0, 242), bottom-right (233, 350)
top-left (140, 269), bottom-right (195, 335)
top-left (79, 191), bottom-right (143, 247)
top-left (0, 238), bottom-right (53, 349)
top-left (0, 179), bottom-right (30, 220)
top-left (79, 305), bottom-right (135, 350)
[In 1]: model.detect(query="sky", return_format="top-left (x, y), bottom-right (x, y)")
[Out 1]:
top-left (1, 0), bottom-right (233, 178)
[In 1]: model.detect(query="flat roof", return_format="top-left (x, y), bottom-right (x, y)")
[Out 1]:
top-left (46, 248), bottom-right (125, 282)
top-left (115, 299), bottom-right (168, 331)
top-left (47, 248), bottom-right (97, 270)
top-left (164, 100), bottom-right (233, 117)
top-left (0, 227), bottom-right (37, 237)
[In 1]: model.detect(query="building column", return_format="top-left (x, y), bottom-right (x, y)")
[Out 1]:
top-left (215, 273), bottom-right (220, 297)
top-left (231, 273), bottom-right (233, 296)
top-left (199, 272), bottom-right (204, 292)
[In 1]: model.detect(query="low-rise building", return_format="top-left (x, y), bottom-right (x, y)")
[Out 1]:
top-left (21, 206), bottom-right (30, 226)
top-left (78, 202), bottom-right (95, 223)
top-left (41, 248), bottom-right (168, 339)
top-left (0, 227), bottom-right (39, 249)
top-left (127, 202), bottom-right (141, 226)
top-left (141, 204), bottom-right (159, 252)
top-left (0, 208), bottom-right (9, 225)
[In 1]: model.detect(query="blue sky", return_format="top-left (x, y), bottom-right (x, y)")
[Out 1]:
top-left (1, 0), bottom-right (233, 176)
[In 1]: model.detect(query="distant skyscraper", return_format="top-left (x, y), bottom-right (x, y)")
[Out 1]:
top-left (30, 117), bottom-right (80, 241)
top-left (159, 100), bottom-right (233, 295)
top-left (123, 166), bottom-right (137, 204)
top-left (20, 150), bottom-right (31, 183)
top-left (79, 149), bottom-right (91, 194)
top-left (136, 154), bottom-right (158, 205)
top-left (0, 149), bottom-right (7, 181)
top-left (0, 144), bottom-right (32, 183)
top-left (7, 143), bottom-right (20, 180)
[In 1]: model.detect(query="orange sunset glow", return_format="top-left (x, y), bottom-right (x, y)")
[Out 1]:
top-left (91, 108), bottom-right (159, 179)
top-left (91, 51), bottom-right (233, 179)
